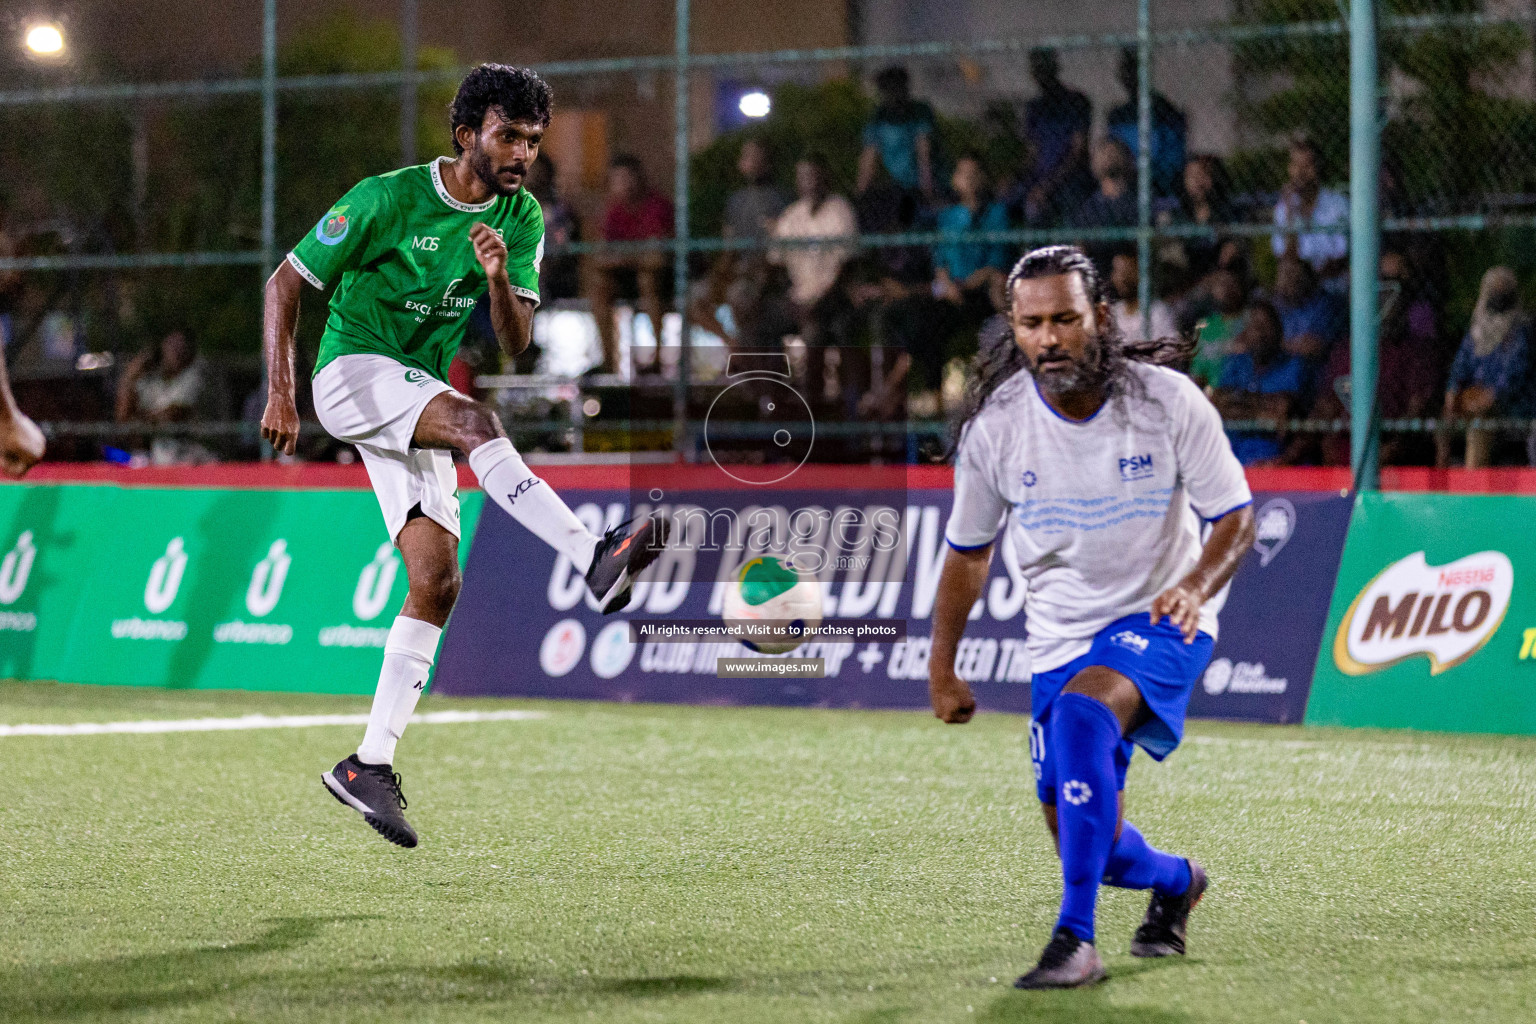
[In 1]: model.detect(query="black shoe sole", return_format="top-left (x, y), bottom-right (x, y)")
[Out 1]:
top-left (320, 774), bottom-right (418, 849)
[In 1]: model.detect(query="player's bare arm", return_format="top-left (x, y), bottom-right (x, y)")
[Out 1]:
top-left (0, 349), bottom-right (44, 478)
top-left (928, 543), bottom-right (991, 724)
top-left (259, 259), bottom-right (305, 456)
top-left (1151, 504), bottom-right (1256, 643)
top-left (470, 221), bottom-right (534, 357)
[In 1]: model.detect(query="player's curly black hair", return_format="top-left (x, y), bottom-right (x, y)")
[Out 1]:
top-left (949, 244), bottom-right (1197, 458)
top-left (449, 64), bottom-right (553, 154)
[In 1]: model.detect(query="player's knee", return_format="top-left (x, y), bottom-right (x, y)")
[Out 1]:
top-left (455, 402), bottom-right (505, 451)
top-left (411, 563), bottom-right (462, 617)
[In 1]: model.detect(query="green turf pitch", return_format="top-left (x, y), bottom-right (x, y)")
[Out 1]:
top-left (3, 681), bottom-right (1535, 1023)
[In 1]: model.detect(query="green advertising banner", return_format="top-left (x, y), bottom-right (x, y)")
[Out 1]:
top-left (1307, 493), bottom-right (1536, 733)
top-left (0, 484), bottom-right (483, 694)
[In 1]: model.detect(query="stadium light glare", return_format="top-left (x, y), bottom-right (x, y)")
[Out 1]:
top-left (738, 91), bottom-right (770, 119)
top-left (24, 23), bottom-right (65, 57)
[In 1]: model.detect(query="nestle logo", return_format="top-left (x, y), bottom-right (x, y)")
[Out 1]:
top-left (1118, 454), bottom-right (1154, 481)
top-left (1109, 630), bottom-right (1149, 654)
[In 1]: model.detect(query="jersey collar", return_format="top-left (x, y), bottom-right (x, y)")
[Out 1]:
top-left (431, 157), bottom-right (498, 213)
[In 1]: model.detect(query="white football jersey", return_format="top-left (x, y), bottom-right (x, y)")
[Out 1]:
top-left (945, 362), bottom-right (1252, 673)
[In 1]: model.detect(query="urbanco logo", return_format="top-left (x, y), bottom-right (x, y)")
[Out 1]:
top-left (145, 537), bottom-right (188, 614)
top-left (1334, 550), bottom-right (1513, 676)
top-left (0, 530), bottom-right (37, 605)
top-left (353, 542), bottom-right (400, 621)
top-left (246, 540), bottom-right (292, 618)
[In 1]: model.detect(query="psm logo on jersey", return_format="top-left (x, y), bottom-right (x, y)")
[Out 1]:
top-left (1334, 549), bottom-right (1513, 676)
top-left (316, 206), bottom-right (350, 246)
top-left (1118, 453), bottom-right (1154, 481)
top-left (1109, 629), bottom-right (1150, 654)
top-left (403, 369), bottom-right (430, 387)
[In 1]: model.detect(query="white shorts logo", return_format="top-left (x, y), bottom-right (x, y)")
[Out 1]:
top-left (1062, 780), bottom-right (1093, 806)
top-left (1109, 630), bottom-right (1150, 654)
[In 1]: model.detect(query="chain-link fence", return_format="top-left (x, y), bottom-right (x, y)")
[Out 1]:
top-left (1, 0), bottom-right (1534, 471)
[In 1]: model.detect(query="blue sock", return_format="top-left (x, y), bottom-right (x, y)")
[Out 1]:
top-left (1103, 821), bottom-right (1192, 896)
top-left (1050, 693), bottom-right (1123, 943)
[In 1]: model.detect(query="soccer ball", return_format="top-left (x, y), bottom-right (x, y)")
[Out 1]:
top-left (722, 556), bottom-right (823, 655)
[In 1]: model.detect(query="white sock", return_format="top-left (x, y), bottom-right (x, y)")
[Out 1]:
top-left (468, 437), bottom-right (599, 570)
top-left (356, 616), bottom-right (442, 765)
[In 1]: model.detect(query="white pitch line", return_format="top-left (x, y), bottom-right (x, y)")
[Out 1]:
top-left (0, 708), bottom-right (546, 738)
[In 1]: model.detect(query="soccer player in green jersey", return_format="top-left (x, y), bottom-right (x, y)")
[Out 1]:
top-left (261, 65), bottom-right (669, 848)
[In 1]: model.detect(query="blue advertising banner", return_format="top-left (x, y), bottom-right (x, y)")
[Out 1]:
top-left (436, 487), bottom-right (1352, 723)
top-left (1186, 492), bottom-right (1354, 724)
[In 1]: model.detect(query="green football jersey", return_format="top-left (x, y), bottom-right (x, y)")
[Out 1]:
top-left (289, 157), bottom-right (544, 382)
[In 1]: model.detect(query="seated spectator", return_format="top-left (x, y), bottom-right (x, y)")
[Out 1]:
top-left (1186, 268), bottom-right (1247, 388)
top-left (1311, 251), bottom-right (1441, 467)
top-left (1272, 254), bottom-right (1344, 371)
top-left (1072, 138), bottom-right (1137, 272)
top-left (857, 66), bottom-right (936, 208)
top-left (1022, 48), bottom-right (1093, 225)
top-left (1107, 248), bottom-right (1176, 343)
top-left (1106, 47), bottom-right (1187, 199)
top-left (588, 154), bottom-right (673, 375)
top-left (762, 154), bottom-right (858, 399)
top-left (525, 155), bottom-right (581, 305)
top-left (1437, 266), bottom-right (1533, 469)
top-left (115, 328), bottom-right (224, 465)
top-left (689, 138), bottom-right (788, 348)
top-left (1161, 154), bottom-right (1234, 285)
top-left (1212, 300), bottom-right (1307, 465)
top-left (1272, 136), bottom-right (1348, 291)
top-left (932, 155), bottom-right (1011, 315)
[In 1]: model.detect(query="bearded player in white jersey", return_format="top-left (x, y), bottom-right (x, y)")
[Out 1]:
top-left (930, 245), bottom-right (1256, 988)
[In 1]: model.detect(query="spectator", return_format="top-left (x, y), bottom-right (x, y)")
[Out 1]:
top-left (115, 328), bottom-right (224, 465)
top-left (1106, 47), bottom-right (1188, 199)
top-left (525, 155), bottom-right (581, 304)
top-left (1186, 268), bottom-right (1247, 388)
top-left (588, 154), bottom-right (673, 375)
top-left (1213, 300), bottom-right (1308, 465)
top-left (857, 66), bottom-right (936, 208)
top-left (689, 138), bottom-right (788, 347)
top-left (1312, 250), bottom-right (1441, 467)
top-left (1437, 266), bottom-right (1533, 469)
top-left (1162, 154), bottom-right (1234, 284)
top-left (1022, 48), bottom-right (1093, 225)
top-left (763, 154), bottom-right (858, 398)
top-left (845, 180), bottom-right (931, 420)
top-left (1108, 249), bottom-right (1176, 343)
top-left (1272, 137), bottom-right (1348, 289)
top-left (1072, 138), bottom-right (1137, 270)
top-left (1272, 254), bottom-right (1344, 371)
top-left (0, 194), bottom-right (19, 353)
top-left (932, 155), bottom-right (1012, 314)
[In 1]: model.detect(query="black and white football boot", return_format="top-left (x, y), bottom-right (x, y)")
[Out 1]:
top-left (1013, 927), bottom-right (1108, 990)
top-left (1130, 859), bottom-right (1208, 957)
top-left (584, 511), bottom-right (671, 614)
top-left (321, 754), bottom-right (418, 849)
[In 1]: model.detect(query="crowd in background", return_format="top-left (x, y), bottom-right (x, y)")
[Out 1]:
top-left (2, 50), bottom-right (1535, 469)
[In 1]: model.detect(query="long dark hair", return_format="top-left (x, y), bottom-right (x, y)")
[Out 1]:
top-left (949, 245), bottom-right (1197, 457)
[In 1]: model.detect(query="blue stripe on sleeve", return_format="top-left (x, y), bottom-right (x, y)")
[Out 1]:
top-left (1203, 499), bottom-right (1253, 524)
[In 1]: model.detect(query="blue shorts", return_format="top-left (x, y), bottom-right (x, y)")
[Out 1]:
top-left (1030, 612), bottom-right (1214, 805)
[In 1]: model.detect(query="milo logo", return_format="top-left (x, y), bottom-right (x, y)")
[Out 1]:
top-left (1334, 550), bottom-right (1513, 676)
top-left (316, 206), bottom-right (350, 246)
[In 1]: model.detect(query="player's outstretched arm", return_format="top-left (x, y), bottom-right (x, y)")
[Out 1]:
top-left (1151, 505), bottom-right (1256, 643)
top-left (0, 346), bottom-right (44, 478)
top-left (471, 222), bottom-right (534, 358)
top-left (928, 544), bottom-right (992, 724)
top-left (260, 260), bottom-right (305, 456)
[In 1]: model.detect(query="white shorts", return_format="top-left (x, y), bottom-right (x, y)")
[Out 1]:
top-left (313, 354), bottom-right (462, 542)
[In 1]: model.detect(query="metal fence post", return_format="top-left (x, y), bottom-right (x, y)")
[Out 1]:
top-left (401, 0), bottom-right (418, 167)
top-left (1136, 0), bottom-right (1153, 340)
top-left (1350, 0), bottom-right (1381, 490)
top-left (260, 0), bottom-right (277, 278)
top-left (672, 0), bottom-right (692, 460)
